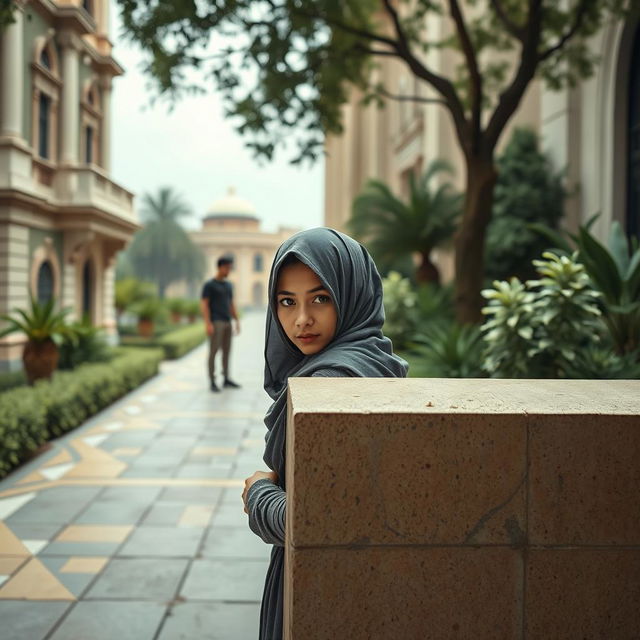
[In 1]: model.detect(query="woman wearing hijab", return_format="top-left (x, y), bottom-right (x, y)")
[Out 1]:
top-left (242, 228), bottom-right (408, 640)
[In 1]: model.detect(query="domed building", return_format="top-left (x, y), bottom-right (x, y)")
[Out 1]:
top-left (185, 187), bottom-right (300, 307)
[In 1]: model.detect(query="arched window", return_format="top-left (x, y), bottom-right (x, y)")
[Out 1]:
top-left (627, 23), bottom-right (640, 239)
top-left (82, 0), bottom-right (93, 16)
top-left (82, 81), bottom-right (102, 166)
top-left (85, 125), bottom-right (94, 163)
top-left (38, 93), bottom-right (51, 159)
top-left (253, 252), bottom-right (264, 272)
top-left (40, 48), bottom-right (51, 70)
top-left (37, 261), bottom-right (54, 304)
top-left (82, 260), bottom-right (93, 318)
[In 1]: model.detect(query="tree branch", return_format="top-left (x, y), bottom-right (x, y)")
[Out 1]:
top-left (485, 0), bottom-right (543, 152)
top-left (538, 0), bottom-right (592, 62)
top-left (448, 0), bottom-right (483, 147)
top-left (489, 0), bottom-right (525, 40)
top-left (375, 85), bottom-right (448, 106)
top-left (380, 0), bottom-right (471, 156)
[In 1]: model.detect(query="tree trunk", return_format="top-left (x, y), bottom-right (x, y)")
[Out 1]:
top-left (415, 251), bottom-right (440, 285)
top-left (454, 155), bottom-right (498, 324)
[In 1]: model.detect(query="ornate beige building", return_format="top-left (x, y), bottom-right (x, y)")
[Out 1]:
top-left (325, 10), bottom-right (639, 258)
top-left (0, 0), bottom-right (138, 370)
top-left (183, 188), bottom-right (300, 308)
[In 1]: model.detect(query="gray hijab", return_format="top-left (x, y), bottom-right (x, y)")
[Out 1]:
top-left (263, 228), bottom-right (408, 482)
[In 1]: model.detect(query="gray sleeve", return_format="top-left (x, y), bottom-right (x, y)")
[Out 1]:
top-left (247, 478), bottom-right (286, 546)
top-left (247, 369), bottom-right (350, 546)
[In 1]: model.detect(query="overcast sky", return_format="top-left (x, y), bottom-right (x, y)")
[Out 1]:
top-left (108, 4), bottom-right (324, 233)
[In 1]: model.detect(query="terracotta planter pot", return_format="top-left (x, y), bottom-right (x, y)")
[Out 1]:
top-left (187, 314), bottom-right (197, 324)
top-left (137, 319), bottom-right (155, 338)
top-left (23, 338), bottom-right (59, 385)
top-left (171, 312), bottom-right (182, 324)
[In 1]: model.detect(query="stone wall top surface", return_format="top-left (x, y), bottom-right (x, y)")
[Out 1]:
top-left (288, 378), bottom-right (640, 415)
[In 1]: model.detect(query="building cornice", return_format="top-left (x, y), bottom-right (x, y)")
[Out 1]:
top-left (0, 189), bottom-right (141, 239)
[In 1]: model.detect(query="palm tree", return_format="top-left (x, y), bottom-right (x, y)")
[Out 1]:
top-left (126, 187), bottom-right (206, 298)
top-left (349, 160), bottom-right (462, 284)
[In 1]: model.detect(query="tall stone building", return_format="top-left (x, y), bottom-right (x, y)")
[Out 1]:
top-left (0, 0), bottom-right (138, 371)
top-left (325, 10), bottom-right (639, 254)
top-left (171, 187), bottom-right (300, 308)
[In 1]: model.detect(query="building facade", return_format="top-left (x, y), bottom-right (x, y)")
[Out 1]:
top-left (177, 188), bottom-right (299, 308)
top-left (325, 9), bottom-right (639, 263)
top-left (0, 0), bottom-right (138, 371)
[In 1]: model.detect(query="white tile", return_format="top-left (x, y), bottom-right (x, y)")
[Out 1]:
top-left (104, 422), bottom-right (124, 432)
top-left (124, 406), bottom-right (142, 415)
top-left (0, 492), bottom-right (36, 519)
top-left (140, 395), bottom-right (157, 404)
top-left (83, 434), bottom-right (108, 448)
top-left (40, 464), bottom-right (75, 481)
top-left (21, 539), bottom-right (48, 555)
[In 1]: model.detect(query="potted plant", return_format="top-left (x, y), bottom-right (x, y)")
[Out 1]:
top-left (131, 297), bottom-right (164, 337)
top-left (0, 296), bottom-right (73, 384)
top-left (184, 300), bottom-right (201, 324)
top-left (167, 298), bottom-right (186, 324)
top-left (114, 278), bottom-right (156, 322)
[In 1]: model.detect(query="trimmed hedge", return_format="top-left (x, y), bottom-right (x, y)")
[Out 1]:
top-left (0, 369), bottom-right (27, 392)
top-left (120, 322), bottom-right (206, 360)
top-left (158, 323), bottom-right (207, 359)
top-left (0, 347), bottom-right (163, 479)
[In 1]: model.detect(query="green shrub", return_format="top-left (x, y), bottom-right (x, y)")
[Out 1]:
top-left (58, 318), bottom-right (112, 370)
top-left (0, 369), bottom-right (27, 392)
top-left (119, 323), bottom-right (206, 359)
top-left (409, 323), bottom-right (486, 378)
top-left (482, 252), bottom-right (604, 378)
top-left (485, 128), bottom-right (565, 282)
top-left (0, 347), bottom-right (163, 478)
top-left (158, 322), bottom-right (206, 359)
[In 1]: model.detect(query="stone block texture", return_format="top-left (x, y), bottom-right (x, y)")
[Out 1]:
top-left (285, 378), bottom-right (640, 640)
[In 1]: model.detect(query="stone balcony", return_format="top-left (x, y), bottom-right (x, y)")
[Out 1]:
top-left (285, 378), bottom-right (640, 639)
top-left (0, 137), bottom-right (135, 225)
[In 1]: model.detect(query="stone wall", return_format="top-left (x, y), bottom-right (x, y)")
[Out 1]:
top-left (285, 378), bottom-right (640, 639)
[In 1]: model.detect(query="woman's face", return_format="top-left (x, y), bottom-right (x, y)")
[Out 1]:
top-left (276, 261), bottom-right (338, 355)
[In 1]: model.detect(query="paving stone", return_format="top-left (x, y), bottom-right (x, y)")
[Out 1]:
top-left (73, 501), bottom-right (150, 525)
top-left (48, 601), bottom-right (166, 640)
top-left (174, 465), bottom-right (233, 479)
top-left (201, 526), bottom-right (270, 560)
top-left (140, 504), bottom-right (186, 526)
top-left (157, 602), bottom-right (260, 640)
top-left (6, 522), bottom-right (63, 541)
top-left (210, 504), bottom-right (247, 528)
top-left (39, 557), bottom-right (98, 598)
top-left (160, 487), bottom-right (224, 503)
top-left (86, 558), bottom-right (188, 600)
top-left (181, 558), bottom-right (268, 601)
top-left (6, 488), bottom-right (102, 525)
top-left (0, 601), bottom-right (70, 640)
top-left (118, 526), bottom-right (204, 558)
top-left (40, 541), bottom-right (123, 557)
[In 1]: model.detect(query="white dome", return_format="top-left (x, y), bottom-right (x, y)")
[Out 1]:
top-left (206, 187), bottom-right (257, 217)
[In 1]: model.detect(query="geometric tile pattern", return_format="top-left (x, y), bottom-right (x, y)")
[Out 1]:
top-left (0, 311), bottom-right (272, 639)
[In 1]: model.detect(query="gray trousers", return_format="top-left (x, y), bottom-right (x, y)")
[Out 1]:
top-left (208, 321), bottom-right (232, 381)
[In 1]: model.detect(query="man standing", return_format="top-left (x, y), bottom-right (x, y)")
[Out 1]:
top-left (201, 256), bottom-right (241, 392)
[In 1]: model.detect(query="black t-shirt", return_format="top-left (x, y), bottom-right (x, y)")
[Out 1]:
top-left (201, 279), bottom-right (233, 322)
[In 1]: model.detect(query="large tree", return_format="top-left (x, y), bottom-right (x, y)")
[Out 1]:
top-left (115, 0), bottom-right (631, 322)
top-left (126, 187), bottom-right (205, 298)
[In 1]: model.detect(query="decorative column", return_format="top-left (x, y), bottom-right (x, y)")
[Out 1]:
top-left (0, 3), bottom-right (24, 138)
top-left (58, 31), bottom-right (81, 165)
top-left (99, 76), bottom-right (112, 171)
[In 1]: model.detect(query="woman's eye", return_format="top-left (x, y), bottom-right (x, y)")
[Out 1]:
top-left (313, 294), bottom-right (331, 304)
top-left (278, 297), bottom-right (295, 307)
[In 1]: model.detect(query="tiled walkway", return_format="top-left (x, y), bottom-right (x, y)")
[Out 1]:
top-left (0, 310), bottom-right (272, 640)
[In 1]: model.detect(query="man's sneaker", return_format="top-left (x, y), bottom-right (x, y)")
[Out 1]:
top-left (224, 378), bottom-right (241, 389)
top-left (210, 381), bottom-right (220, 392)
